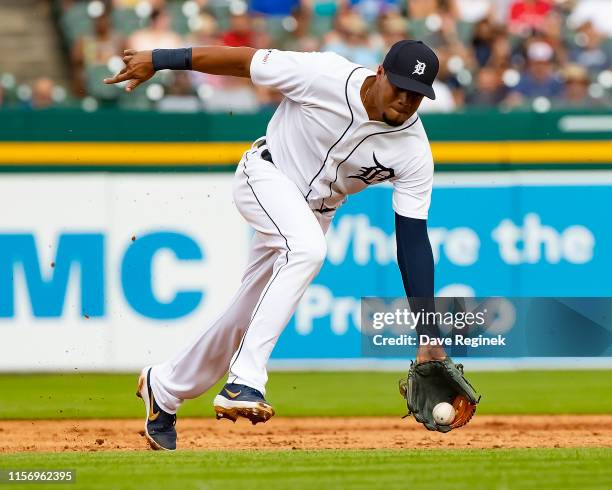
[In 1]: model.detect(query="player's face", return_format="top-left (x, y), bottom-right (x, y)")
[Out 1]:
top-left (378, 73), bottom-right (424, 127)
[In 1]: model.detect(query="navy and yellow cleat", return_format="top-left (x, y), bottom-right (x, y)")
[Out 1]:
top-left (136, 367), bottom-right (177, 451)
top-left (213, 383), bottom-right (275, 425)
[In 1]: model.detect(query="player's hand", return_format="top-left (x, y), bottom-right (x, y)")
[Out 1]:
top-left (103, 49), bottom-right (154, 92)
top-left (416, 344), bottom-right (447, 364)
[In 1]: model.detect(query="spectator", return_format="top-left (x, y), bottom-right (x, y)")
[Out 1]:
top-left (422, 8), bottom-right (473, 72)
top-left (72, 9), bottom-right (124, 96)
top-left (487, 32), bottom-right (513, 71)
top-left (418, 80), bottom-right (457, 112)
top-left (187, 12), bottom-right (221, 46)
top-left (113, 0), bottom-right (166, 8)
top-left (490, 0), bottom-right (514, 23)
top-left (127, 8), bottom-right (183, 51)
top-left (570, 21), bottom-right (612, 75)
top-left (186, 8), bottom-right (267, 114)
top-left (295, 35), bottom-right (322, 52)
top-left (199, 76), bottom-right (261, 113)
top-left (430, 12), bottom-right (476, 83)
top-left (568, 0), bottom-right (612, 38)
top-left (455, 0), bottom-right (493, 23)
top-left (504, 40), bottom-right (562, 107)
top-left (250, 0), bottom-right (300, 16)
top-left (553, 63), bottom-right (600, 109)
top-left (323, 11), bottom-right (383, 69)
top-left (30, 78), bottom-right (55, 110)
top-left (349, 0), bottom-right (403, 24)
top-left (508, 0), bottom-right (552, 36)
top-left (433, 45), bottom-right (466, 109)
top-left (187, 11), bottom-right (266, 114)
top-left (408, 0), bottom-right (458, 19)
top-left (50, 0), bottom-right (612, 112)
top-left (471, 18), bottom-right (498, 67)
top-left (158, 71), bottom-right (201, 112)
top-left (378, 11), bottom-right (409, 50)
top-left (466, 66), bottom-right (507, 106)
top-left (296, 0), bottom-right (340, 38)
top-left (222, 12), bottom-right (256, 47)
top-left (536, 10), bottom-right (566, 63)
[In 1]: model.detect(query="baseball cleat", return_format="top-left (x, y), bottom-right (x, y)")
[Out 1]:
top-left (136, 367), bottom-right (177, 450)
top-left (213, 383), bottom-right (275, 425)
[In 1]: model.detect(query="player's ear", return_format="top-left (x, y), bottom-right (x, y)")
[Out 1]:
top-left (377, 65), bottom-right (384, 77)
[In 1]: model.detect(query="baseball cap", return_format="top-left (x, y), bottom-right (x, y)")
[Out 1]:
top-left (382, 40), bottom-right (439, 100)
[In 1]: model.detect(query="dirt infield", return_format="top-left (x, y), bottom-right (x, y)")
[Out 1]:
top-left (2, 416), bottom-right (611, 452)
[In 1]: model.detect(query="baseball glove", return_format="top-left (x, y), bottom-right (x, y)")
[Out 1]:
top-left (399, 357), bottom-right (480, 433)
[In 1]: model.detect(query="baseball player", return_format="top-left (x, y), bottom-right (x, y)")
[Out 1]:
top-left (105, 40), bottom-right (451, 451)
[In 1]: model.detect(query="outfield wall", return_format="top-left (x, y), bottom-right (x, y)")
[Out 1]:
top-left (1, 109), bottom-right (611, 171)
top-left (1, 109), bottom-right (611, 370)
top-left (1, 170), bottom-right (611, 371)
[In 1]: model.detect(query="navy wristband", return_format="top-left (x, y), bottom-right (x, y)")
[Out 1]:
top-left (152, 48), bottom-right (193, 71)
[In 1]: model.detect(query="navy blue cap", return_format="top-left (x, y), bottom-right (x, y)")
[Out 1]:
top-left (382, 40), bottom-right (439, 100)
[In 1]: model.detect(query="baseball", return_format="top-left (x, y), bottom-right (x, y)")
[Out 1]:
top-left (432, 402), bottom-right (456, 425)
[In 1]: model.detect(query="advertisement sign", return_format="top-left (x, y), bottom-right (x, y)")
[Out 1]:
top-left (0, 174), bottom-right (248, 370)
top-left (2, 171), bottom-right (611, 370)
top-left (274, 172), bottom-right (612, 361)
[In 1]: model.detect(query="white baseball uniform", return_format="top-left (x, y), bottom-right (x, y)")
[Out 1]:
top-left (151, 49), bottom-right (434, 413)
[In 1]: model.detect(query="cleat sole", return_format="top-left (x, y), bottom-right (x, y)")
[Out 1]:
top-left (213, 402), bottom-right (275, 425)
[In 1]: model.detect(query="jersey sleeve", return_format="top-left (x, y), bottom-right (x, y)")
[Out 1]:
top-left (392, 145), bottom-right (434, 220)
top-left (249, 49), bottom-right (339, 102)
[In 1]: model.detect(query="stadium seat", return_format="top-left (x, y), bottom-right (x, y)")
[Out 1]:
top-left (112, 8), bottom-right (144, 36)
top-left (171, 2), bottom-right (193, 36)
top-left (117, 89), bottom-right (153, 110)
top-left (457, 21), bottom-right (475, 45)
top-left (407, 18), bottom-right (428, 41)
top-left (309, 15), bottom-right (335, 39)
top-left (0, 80), bottom-right (19, 107)
top-left (207, 2), bottom-right (232, 31)
top-left (60, 3), bottom-right (93, 44)
top-left (265, 16), bottom-right (293, 47)
top-left (85, 64), bottom-right (119, 101)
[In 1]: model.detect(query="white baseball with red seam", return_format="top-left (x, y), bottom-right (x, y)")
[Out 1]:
top-left (432, 402), bottom-right (456, 425)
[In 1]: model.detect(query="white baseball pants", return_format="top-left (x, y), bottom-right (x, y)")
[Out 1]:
top-left (150, 141), bottom-right (331, 413)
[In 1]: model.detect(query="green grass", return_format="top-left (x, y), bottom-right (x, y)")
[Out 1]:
top-left (0, 370), bottom-right (611, 419)
top-left (1, 449), bottom-right (610, 490)
top-left (1, 373), bottom-right (611, 490)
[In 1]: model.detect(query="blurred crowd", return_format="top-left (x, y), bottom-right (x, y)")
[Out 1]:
top-left (2, 0), bottom-right (611, 112)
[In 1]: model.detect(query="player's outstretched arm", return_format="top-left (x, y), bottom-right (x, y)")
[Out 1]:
top-left (395, 213), bottom-right (446, 362)
top-left (104, 46), bottom-right (257, 92)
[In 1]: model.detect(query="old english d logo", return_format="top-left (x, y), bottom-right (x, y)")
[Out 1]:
top-left (413, 60), bottom-right (426, 75)
top-left (349, 152), bottom-right (395, 185)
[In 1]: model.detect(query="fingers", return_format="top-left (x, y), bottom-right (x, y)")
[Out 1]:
top-left (125, 79), bottom-right (143, 92)
top-left (103, 69), bottom-right (130, 85)
top-left (103, 50), bottom-right (150, 90)
top-left (103, 68), bottom-right (145, 91)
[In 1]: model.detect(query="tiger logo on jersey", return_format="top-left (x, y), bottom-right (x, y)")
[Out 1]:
top-left (349, 152), bottom-right (395, 185)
